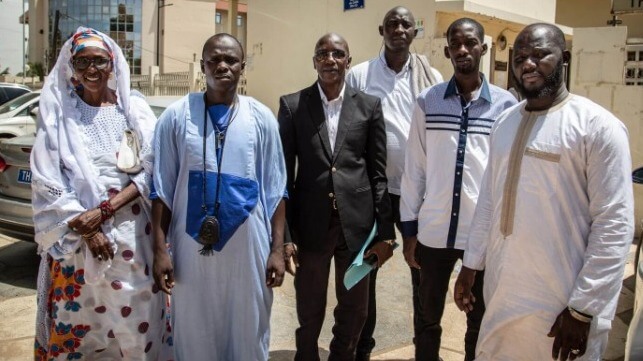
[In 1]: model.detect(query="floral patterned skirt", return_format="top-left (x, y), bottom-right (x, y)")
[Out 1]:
top-left (34, 198), bottom-right (173, 361)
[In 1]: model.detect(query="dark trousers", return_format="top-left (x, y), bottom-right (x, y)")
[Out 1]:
top-left (415, 244), bottom-right (485, 361)
top-left (295, 212), bottom-right (370, 361)
top-left (357, 194), bottom-right (424, 355)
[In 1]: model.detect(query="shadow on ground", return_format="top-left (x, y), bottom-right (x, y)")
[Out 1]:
top-left (269, 348), bottom-right (329, 360)
top-left (0, 240), bottom-right (39, 296)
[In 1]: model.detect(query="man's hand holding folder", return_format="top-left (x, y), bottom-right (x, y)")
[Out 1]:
top-left (364, 239), bottom-right (396, 268)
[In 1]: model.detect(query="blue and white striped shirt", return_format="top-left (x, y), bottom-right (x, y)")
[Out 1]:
top-left (400, 75), bottom-right (517, 249)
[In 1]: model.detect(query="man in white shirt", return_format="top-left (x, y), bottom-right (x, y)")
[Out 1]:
top-left (346, 7), bottom-right (442, 359)
top-left (454, 23), bottom-right (634, 361)
top-left (400, 18), bottom-right (517, 361)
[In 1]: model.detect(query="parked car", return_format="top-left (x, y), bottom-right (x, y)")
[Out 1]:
top-left (0, 91), bottom-right (39, 139)
top-left (626, 167), bottom-right (643, 360)
top-left (0, 95), bottom-right (178, 241)
top-left (0, 135), bottom-right (34, 240)
top-left (146, 95), bottom-right (181, 117)
top-left (0, 83), bottom-right (31, 106)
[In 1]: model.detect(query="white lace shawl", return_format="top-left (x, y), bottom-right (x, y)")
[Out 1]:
top-left (32, 26), bottom-right (157, 350)
top-left (30, 26), bottom-right (156, 256)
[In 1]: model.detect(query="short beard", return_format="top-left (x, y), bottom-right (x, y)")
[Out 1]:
top-left (456, 64), bottom-right (478, 75)
top-left (454, 58), bottom-right (478, 75)
top-left (514, 60), bottom-right (564, 99)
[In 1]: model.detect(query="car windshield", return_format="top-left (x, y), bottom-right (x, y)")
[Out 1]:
top-left (0, 92), bottom-right (39, 114)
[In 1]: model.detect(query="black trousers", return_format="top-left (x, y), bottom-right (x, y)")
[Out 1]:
top-left (415, 244), bottom-right (485, 361)
top-left (357, 194), bottom-right (423, 355)
top-left (295, 212), bottom-right (370, 361)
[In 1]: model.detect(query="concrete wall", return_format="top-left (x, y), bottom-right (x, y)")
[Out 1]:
top-left (245, 0), bottom-right (562, 112)
top-left (436, 0), bottom-right (557, 23)
top-left (571, 26), bottom-right (643, 233)
top-left (215, 10), bottom-right (247, 51)
top-left (556, 0), bottom-right (643, 39)
top-left (245, 0), bottom-right (439, 112)
top-left (161, 0), bottom-right (216, 73)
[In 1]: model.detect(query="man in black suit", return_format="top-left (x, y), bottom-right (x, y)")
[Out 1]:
top-left (278, 33), bottom-right (396, 361)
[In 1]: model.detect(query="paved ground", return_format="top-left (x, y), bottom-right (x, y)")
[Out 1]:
top-left (0, 231), bottom-right (636, 360)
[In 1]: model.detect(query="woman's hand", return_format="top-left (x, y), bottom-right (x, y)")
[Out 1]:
top-left (68, 209), bottom-right (103, 235)
top-left (83, 231), bottom-right (114, 261)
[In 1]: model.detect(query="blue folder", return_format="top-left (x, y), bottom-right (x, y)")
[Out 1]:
top-left (343, 223), bottom-right (398, 290)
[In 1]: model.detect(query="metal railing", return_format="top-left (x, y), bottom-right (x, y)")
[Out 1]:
top-left (130, 69), bottom-right (247, 96)
top-left (154, 72), bottom-right (190, 96)
top-left (197, 72), bottom-right (206, 92)
top-left (130, 74), bottom-right (152, 95)
top-left (196, 73), bottom-right (247, 95)
top-left (0, 76), bottom-right (43, 90)
top-left (237, 77), bottom-right (247, 95)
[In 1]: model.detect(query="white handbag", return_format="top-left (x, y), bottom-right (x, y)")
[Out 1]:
top-left (116, 129), bottom-right (142, 173)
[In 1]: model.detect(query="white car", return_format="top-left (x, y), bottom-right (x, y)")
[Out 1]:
top-left (0, 83), bottom-right (31, 105)
top-left (0, 91), bottom-right (39, 139)
top-left (145, 95), bottom-right (181, 116)
top-left (626, 167), bottom-right (643, 360)
top-left (0, 134), bottom-right (34, 240)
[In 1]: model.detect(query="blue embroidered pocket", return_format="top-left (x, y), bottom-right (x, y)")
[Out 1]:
top-left (186, 170), bottom-right (258, 251)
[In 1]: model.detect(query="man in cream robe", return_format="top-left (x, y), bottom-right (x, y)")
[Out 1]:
top-left (454, 23), bottom-right (634, 361)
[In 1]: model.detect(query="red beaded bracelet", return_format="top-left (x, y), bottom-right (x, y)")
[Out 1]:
top-left (99, 200), bottom-right (115, 222)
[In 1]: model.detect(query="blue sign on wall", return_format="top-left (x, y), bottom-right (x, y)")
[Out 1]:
top-left (344, 0), bottom-right (364, 11)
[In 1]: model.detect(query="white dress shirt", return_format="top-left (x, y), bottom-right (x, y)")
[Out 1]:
top-left (346, 53), bottom-right (443, 195)
top-left (317, 82), bottom-right (345, 153)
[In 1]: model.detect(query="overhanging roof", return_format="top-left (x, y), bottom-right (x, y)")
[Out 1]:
top-left (435, 0), bottom-right (574, 35)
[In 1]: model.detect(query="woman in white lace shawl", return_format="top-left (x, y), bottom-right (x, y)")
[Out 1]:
top-left (32, 27), bottom-right (172, 360)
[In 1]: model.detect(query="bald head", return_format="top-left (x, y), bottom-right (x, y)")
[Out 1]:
top-left (315, 33), bottom-right (350, 54)
top-left (517, 23), bottom-right (566, 52)
top-left (202, 33), bottom-right (245, 60)
top-left (382, 6), bottom-right (414, 26)
top-left (446, 17), bottom-right (484, 43)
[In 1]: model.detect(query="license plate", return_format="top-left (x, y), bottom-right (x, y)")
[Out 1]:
top-left (17, 169), bottom-right (32, 184)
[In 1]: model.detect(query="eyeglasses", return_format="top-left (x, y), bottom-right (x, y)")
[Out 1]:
top-left (314, 49), bottom-right (347, 62)
top-left (72, 57), bottom-right (111, 71)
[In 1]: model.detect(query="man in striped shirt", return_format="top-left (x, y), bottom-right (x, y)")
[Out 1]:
top-left (399, 18), bottom-right (516, 361)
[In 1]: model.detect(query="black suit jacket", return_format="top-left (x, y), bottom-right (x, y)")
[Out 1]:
top-left (278, 82), bottom-right (395, 252)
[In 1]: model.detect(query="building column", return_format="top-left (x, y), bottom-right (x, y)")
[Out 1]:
top-left (226, 0), bottom-right (238, 37)
top-left (188, 62), bottom-right (199, 92)
top-left (150, 65), bottom-right (159, 96)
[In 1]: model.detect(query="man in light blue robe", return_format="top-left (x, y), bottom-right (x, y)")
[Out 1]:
top-left (150, 33), bottom-right (287, 360)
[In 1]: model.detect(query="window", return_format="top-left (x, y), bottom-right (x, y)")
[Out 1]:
top-left (625, 43), bottom-right (643, 86)
top-left (49, 0), bottom-right (143, 74)
top-left (4, 87), bottom-right (30, 100)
